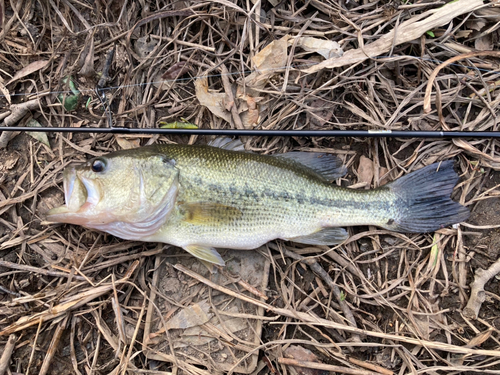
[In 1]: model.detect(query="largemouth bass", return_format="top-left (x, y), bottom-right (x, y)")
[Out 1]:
top-left (46, 141), bottom-right (469, 265)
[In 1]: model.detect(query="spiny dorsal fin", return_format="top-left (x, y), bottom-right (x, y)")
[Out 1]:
top-left (179, 202), bottom-right (242, 225)
top-left (208, 137), bottom-right (245, 151)
top-left (274, 152), bottom-right (347, 181)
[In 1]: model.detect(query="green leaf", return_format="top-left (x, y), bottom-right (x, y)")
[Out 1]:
top-left (160, 120), bottom-right (198, 129)
top-left (68, 79), bottom-right (80, 96)
top-left (426, 30), bottom-right (435, 38)
top-left (340, 290), bottom-right (346, 301)
top-left (57, 76), bottom-right (81, 111)
top-left (85, 96), bottom-right (92, 109)
top-left (57, 94), bottom-right (80, 111)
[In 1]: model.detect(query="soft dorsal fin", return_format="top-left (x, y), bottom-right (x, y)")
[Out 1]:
top-left (273, 152), bottom-right (347, 181)
top-left (208, 137), bottom-right (245, 151)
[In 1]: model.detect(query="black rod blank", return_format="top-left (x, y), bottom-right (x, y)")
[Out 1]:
top-left (0, 126), bottom-right (499, 138)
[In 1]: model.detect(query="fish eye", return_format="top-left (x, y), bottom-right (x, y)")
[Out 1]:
top-left (91, 158), bottom-right (107, 173)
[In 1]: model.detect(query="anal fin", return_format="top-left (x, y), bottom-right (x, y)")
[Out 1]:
top-left (184, 245), bottom-right (226, 266)
top-left (285, 227), bottom-right (348, 245)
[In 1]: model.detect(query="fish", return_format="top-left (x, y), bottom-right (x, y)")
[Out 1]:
top-left (46, 139), bottom-right (469, 266)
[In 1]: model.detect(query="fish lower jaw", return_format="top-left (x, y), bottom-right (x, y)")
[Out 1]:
top-left (45, 198), bottom-right (100, 225)
top-left (45, 206), bottom-right (71, 223)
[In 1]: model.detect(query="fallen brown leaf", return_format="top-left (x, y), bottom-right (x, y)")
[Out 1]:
top-left (162, 61), bottom-right (190, 80)
top-left (358, 156), bottom-right (374, 187)
top-left (195, 76), bottom-right (231, 122)
top-left (289, 36), bottom-right (343, 59)
top-left (116, 137), bottom-right (141, 150)
top-left (7, 60), bottom-right (49, 85)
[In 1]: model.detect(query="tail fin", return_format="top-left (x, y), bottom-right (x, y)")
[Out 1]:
top-left (383, 161), bottom-right (469, 233)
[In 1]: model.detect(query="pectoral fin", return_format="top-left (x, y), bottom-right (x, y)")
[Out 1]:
top-left (184, 245), bottom-right (226, 266)
top-left (285, 227), bottom-right (348, 245)
top-left (179, 202), bottom-right (242, 225)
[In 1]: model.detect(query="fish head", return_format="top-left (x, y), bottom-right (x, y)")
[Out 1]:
top-left (46, 149), bottom-right (179, 237)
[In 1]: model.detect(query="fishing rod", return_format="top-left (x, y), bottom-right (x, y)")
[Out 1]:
top-left (0, 126), bottom-right (499, 138)
top-left (2, 52), bottom-right (498, 139)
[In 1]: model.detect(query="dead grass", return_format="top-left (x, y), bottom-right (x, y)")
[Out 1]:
top-left (1, 0), bottom-right (500, 374)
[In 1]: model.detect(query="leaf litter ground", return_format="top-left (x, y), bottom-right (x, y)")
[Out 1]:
top-left (1, 0), bottom-right (500, 374)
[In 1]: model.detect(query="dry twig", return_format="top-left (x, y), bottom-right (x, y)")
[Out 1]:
top-left (0, 99), bottom-right (40, 148)
top-left (0, 334), bottom-right (17, 375)
top-left (463, 257), bottom-right (500, 319)
top-left (278, 357), bottom-right (386, 375)
top-left (174, 264), bottom-right (500, 358)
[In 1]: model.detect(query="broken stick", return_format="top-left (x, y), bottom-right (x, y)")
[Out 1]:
top-left (463, 257), bottom-right (500, 319)
top-left (0, 334), bottom-right (17, 375)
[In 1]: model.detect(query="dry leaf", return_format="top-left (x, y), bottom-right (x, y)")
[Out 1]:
top-left (238, 94), bottom-right (264, 128)
top-left (26, 118), bottom-right (50, 147)
top-left (0, 81), bottom-right (11, 105)
top-left (116, 137), bottom-right (140, 150)
top-left (7, 60), bottom-right (49, 85)
top-left (222, 36), bottom-right (290, 128)
top-left (234, 37), bottom-right (289, 126)
top-left (358, 156), bottom-right (374, 186)
top-left (290, 36), bottom-right (343, 59)
top-left (0, 153), bottom-right (19, 172)
top-left (253, 35), bottom-right (289, 70)
top-left (303, 0), bottom-right (483, 73)
top-left (307, 98), bottom-right (334, 128)
top-left (79, 35), bottom-right (95, 77)
top-left (195, 77), bottom-right (231, 122)
top-left (71, 120), bottom-right (86, 128)
top-left (284, 345), bottom-right (323, 375)
top-left (134, 35), bottom-right (158, 58)
top-left (413, 314), bottom-right (430, 339)
top-left (285, 345), bottom-right (319, 362)
top-left (175, 317), bottom-right (247, 348)
top-left (245, 36), bottom-right (288, 89)
top-left (475, 34), bottom-right (493, 51)
top-left (244, 95), bottom-right (259, 127)
top-left (466, 329), bottom-right (493, 348)
top-left (162, 61), bottom-right (190, 80)
top-left (166, 301), bottom-right (212, 330)
top-left (378, 167), bottom-right (390, 186)
top-left (466, 18), bottom-right (487, 31)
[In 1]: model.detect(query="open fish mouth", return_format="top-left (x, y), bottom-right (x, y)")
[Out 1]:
top-left (46, 164), bottom-right (100, 223)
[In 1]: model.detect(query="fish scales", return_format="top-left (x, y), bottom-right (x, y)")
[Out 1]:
top-left (146, 145), bottom-right (389, 248)
top-left (46, 143), bottom-right (470, 266)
